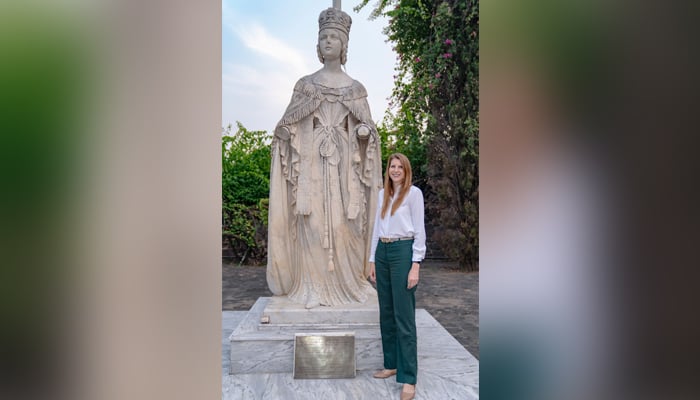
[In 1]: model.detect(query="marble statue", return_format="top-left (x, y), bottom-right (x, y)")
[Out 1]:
top-left (266, 6), bottom-right (382, 309)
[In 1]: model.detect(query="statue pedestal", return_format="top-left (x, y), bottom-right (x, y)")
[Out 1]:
top-left (229, 297), bottom-right (383, 375)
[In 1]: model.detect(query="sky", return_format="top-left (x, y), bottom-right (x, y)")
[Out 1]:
top-left (222, 0), bottom-right (397, 134)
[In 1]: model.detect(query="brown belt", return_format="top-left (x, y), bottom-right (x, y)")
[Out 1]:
top-left (379, 237), bottom-right (414, 243)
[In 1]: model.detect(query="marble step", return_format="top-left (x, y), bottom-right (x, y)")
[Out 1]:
top-left (261, 295), bottom-right (380, 325)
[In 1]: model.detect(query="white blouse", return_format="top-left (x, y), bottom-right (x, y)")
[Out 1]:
top-left (368, 185), bottom-right (426, 263)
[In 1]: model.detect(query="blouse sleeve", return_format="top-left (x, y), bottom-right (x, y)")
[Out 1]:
top-left (411, 186), bottom-right (426, 262)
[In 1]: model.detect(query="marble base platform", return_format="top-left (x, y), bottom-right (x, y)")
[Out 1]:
top-left (229, 297), bottom-right (382, 374)
top-left (224, 299), bottom-right (480, 399)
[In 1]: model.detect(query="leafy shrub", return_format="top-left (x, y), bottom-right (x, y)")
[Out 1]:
top-left (222, 122), bottom-right (271, 264)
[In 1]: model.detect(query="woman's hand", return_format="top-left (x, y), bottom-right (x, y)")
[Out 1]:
top-left (368, 262), bottom-right (376, 283)
top-left (407, 263), bottom-right (420, 289)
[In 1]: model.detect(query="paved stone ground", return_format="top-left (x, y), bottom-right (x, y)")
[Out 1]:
top-left (222, 261), bottom-right (479, 359)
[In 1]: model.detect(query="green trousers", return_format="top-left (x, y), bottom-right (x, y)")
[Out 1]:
top-left (375, 239), bottom-right (418, 385)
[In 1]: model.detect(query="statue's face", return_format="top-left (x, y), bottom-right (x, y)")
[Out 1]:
top-left (318, 28), bottom-right (343, 61)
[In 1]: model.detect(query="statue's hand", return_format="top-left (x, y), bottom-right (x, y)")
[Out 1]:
top-left (275, 126), bottom-right (291, 141)
top-left (356, 124), bottom-right (370, 139)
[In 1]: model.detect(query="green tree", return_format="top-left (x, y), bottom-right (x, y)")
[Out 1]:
top-left (222, 122), bottom-right (271, 205)
top-left (222, 122), bottom-right (271, 265)
top-left (378, 117), bottom-right (428, 187)
top-left (356, 0), bottom-right (479, 270)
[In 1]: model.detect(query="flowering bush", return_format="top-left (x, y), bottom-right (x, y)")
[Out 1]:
top-left (355, 0), bottom-right (479, 270)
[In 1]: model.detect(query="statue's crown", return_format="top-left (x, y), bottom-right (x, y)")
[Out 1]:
top-left (318, 7), bottom-right (352, 36)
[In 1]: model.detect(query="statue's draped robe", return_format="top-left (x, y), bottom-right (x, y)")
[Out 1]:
top-left (266, 76), bottom-right (382, 306)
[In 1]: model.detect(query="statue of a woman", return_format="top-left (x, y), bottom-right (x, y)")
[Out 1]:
top-left (266, 7), bottom-right (382, 308)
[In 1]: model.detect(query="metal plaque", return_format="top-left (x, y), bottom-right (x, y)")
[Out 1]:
top-left (293, 332), bottom-right (356, 379)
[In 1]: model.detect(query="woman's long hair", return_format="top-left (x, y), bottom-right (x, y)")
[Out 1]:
top-left (380, 153), bottom-right (413, 219)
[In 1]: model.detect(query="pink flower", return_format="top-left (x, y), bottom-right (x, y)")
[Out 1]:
top-left (415, 57), bottom-right (421, 62)
top-left (435, 73), bottom-right (441, 78)
top-left (443, 53), bottom-right (452, 58)
top-left (445, 39), bottom-right (454, 45)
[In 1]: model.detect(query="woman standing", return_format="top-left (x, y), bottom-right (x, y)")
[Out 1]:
top-left (266, 7), bottom-right (382, 309)
top-left (369, 153), bottom-right (426, 400)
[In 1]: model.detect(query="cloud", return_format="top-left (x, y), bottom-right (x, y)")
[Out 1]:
top-left (233, 23), bottom-right (310, 76)
top-left (221, 1), bottom-right (312, 129)
top-left (222, 2), bottom-right (310, 77)
top-left (222, 62), bottom-right (296, 131)
top-left (223, 63), bottom-right (293, 105)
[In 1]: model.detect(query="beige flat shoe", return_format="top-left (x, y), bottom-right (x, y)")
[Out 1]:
top-left (372, 369), bottom-right (397, 379)
top-left (400, 384), bottom-right (416, 400)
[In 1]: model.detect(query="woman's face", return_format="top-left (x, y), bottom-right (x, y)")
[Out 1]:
top-left (388, 158), bottom-right (405, 186)
top-left (318, 28), bottom-right (343, 61)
